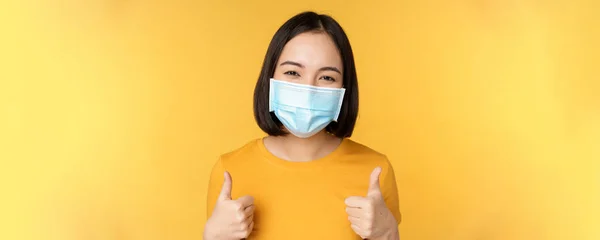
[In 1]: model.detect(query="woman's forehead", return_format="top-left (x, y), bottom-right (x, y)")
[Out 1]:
top-left (277, 32), bottom-right (343, 70)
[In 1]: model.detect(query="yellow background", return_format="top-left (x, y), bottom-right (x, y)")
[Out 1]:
top-left (1, 0), bottom-right (599, 239)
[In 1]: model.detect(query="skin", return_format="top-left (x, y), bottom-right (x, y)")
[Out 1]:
top-left (204, 172), bottom-right (255, 240)
top-left (204, 31), bottom-right (399, 240)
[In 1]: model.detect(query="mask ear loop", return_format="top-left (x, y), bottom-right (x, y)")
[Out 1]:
top-left (333, 88), bottom-right (346, 122)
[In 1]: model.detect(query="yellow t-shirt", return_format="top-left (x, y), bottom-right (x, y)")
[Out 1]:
top-left (206, 138), bottom-right (401, 239)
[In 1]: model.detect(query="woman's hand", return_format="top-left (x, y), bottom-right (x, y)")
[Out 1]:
top-left (204, 172), bottom-right (255, 240)
top-left (345, 167), bottom-right (399, 240)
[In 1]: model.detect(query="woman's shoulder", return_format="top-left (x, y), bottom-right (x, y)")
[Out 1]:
top-left (342, 138), bottom-right (390, 163)
top-left (344, 138), bottom-right (386, 156)
top-left (217, 138), bottom-right (263, 165)
top-left (341, 139), bottom-right (397, 178)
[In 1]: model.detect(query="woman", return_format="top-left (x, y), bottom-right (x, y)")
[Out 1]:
top-left (203, 11), bottom-right (401, 240)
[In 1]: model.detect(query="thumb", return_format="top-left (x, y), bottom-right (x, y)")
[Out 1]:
top-left (367, 167), bottom-right (382, 197)
top-left (218, 171), bottom-right (232, 201)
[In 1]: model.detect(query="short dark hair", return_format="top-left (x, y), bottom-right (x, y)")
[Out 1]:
top-left (253, 11), bottom-right (359, 138)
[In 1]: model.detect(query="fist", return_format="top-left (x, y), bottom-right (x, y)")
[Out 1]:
top-left (345, 167), bottom-right (397, 239)
top-left (204, 172), bottom-right (255, 240)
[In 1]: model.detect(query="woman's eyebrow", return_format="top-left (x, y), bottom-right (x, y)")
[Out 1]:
top-left (319, 66), bottom-right (341, 74)
top-left (279, 61), bottom-right (304, 68)
top-left (280, 61), bottom-right (341, 74)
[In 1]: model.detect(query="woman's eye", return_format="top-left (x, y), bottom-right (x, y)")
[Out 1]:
top-left (320, 75), bottom-right (335, 82)
top-left (284, 71), bottom-right (300, 76)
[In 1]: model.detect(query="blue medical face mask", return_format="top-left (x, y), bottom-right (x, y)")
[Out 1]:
top-left (269, 78), bottom-right (346, 138)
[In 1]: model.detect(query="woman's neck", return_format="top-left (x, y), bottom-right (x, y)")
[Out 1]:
top-left (265, 131), bottom-right (342, 162)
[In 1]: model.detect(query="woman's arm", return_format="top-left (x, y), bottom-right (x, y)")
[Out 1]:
top-left (206, 158), bottom-right (225, 217)
top-left (376, 159), bottom-right (401, 240)
top-left (381, 159), bottom-right (402, 224)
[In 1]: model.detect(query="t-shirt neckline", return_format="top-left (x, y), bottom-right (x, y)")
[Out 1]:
top-left (256, 137), bottom-right (349, 169)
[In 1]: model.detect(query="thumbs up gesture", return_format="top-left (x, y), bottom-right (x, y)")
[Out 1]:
top-left (204, 172), bottom-right (255, 240)
top-left (345, 167), bottom-right (398, 239)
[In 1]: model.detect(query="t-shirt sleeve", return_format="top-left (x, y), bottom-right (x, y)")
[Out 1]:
top-left (381, 157), bottom-right (402, 225)
top-left (206, 157), bottom-right (225, 219)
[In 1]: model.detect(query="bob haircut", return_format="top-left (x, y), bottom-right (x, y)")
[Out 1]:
top-left (253, 11), bottom-right (359, 138)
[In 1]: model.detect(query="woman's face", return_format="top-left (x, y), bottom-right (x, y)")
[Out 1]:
top-left (273, 32), bottom-right (344, 88)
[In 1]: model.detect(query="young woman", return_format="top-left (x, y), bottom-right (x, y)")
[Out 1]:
top-left (203, 11), bottom-right (401, 240)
